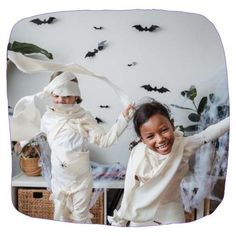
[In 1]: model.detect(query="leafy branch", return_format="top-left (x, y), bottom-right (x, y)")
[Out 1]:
top-left (171, 85), bottom-right (208, 132)
top-left (171, 85), bottom-right (229, 134)
top-left (8, 41), bottom-right (53, 59)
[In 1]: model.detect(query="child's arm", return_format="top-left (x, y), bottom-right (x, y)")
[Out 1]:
top-left (199, 116), bottom-right (229, 143)
top-left (87, 104), bottom-right (135, 148)
top-left (122, 103), bottom-right (135, 121)
top-left (185, 117), bottom-right (229, 154)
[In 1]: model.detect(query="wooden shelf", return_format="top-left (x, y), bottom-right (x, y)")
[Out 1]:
top-left (12, 173), bottom-right (124, 189)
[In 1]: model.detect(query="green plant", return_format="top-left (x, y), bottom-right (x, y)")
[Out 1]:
top-left (8, 41), bottom-right (53, 59)
top-left (171, 85), bottom-right (229, 134)
top-left (171, 85), bottom-right (208, 133)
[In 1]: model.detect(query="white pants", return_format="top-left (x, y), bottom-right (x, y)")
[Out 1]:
top-left (51, 151), bottom-right (93, 223)
top-left (53, 188), bottom-right (93, 223)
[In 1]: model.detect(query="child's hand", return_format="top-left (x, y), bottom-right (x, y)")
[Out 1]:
top-left (122, 103), bottom-right (135, 120)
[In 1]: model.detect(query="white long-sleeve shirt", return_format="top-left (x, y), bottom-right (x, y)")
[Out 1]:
top-left (109, 117), bottom-right (230, 226)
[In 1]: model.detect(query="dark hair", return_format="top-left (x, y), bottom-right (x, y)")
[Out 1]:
top-left (129, 100), bottom-right (172, 150)
top-left (50, 71), bottom-right (82, 104)
top-left (133, 100), bottom-right (172, 137)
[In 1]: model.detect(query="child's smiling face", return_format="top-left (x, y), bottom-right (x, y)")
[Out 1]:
top-left (140, 113), bottom-right (175, 155)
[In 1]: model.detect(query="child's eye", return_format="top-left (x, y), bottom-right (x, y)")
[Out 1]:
top-left (161, 128), bottom-right (168, 133)
top-left (146, 135), bottom-right (154, 139)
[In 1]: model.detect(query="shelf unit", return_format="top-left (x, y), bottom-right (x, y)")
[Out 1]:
top-left (12, 173), bottom-right (224, 224)
top-left (12, 173), bottom-right (124, 224)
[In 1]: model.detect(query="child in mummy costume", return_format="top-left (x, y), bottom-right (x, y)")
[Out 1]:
top-left (108, 100), bottom-right (230, 227)
top-left (41, 72), bottom-right (133, 223)
top-left (8, 51), bottom-right (134, 223)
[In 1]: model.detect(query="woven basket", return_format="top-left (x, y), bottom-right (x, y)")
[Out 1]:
top-left (90, 193), bottom-right (104, 224)
top-left (20, 156), bottom-right (41, 176)
top-left (18, 188), bottom-right (54, 219)
top-left (18, 143), bottom-right (41, 176)
top-left (18, 188), bottom-right (104, 224)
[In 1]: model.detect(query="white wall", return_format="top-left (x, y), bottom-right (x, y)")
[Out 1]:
top-left (7, 10), bottom-right (228, 174)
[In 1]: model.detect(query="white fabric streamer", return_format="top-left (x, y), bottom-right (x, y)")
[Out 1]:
top-left (8, 51), bottom-right (131, 106)
top-left (8, 51), bottom-right (132, 141)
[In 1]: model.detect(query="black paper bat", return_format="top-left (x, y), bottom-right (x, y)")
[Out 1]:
top-left (95, 117), bottom-right (104, 123)
top-left (132, 24), bottom-right (159, 32)
top-left (85, 40), bottom-right (107, 58)
top-left (127, 62), bottom-right (137, 67)
top-left (30, 17), bottom-right (56, 25)
top-left (141, 84), bottom-right (170, 93)
top-left (85, 49), bottom-right (98, 58)
top-left (100, 105), bottom-right (110, 108)
top-left (94, 26), bottom-right (103, 30)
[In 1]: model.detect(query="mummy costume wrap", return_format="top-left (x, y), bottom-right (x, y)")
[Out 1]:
top-left (108, 117), bottom-right (229, 226)
top-left (8, 51), bottom-right (132, 223)
top-left (41, 103), bottom-right (129, 223)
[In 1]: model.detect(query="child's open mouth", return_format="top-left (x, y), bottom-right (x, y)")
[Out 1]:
top-left (155, 141), bottom-right (170, 153)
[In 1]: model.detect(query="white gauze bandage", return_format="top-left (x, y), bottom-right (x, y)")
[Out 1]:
top-left (10, 72), bottom-right (81, 141)
top-left (8, 51), bottom-right (131, 106)
top-left (8, 51), bottom-right (132, 141)
top-left (44, 72), bottom-right (81, 97)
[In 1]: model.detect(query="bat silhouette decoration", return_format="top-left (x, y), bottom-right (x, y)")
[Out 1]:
top-left (85, 40), bottom-right (107, 58)
top-left (132, 24), bottom-right (160, 32)
top-left (100, 105), bottom-right (110, 108)
top-left (94, 26), bottom-right (103, 30)
top-left (141, 84), bottom-right (170, 93)
top-left (85, 49), bottom-right (98, 58)
top-left (30, 17), bottom-right (56, 25)
top-left (127, 62), bottom-right (137, 67)
top-left (95, 117), bottom-right (104, 123)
